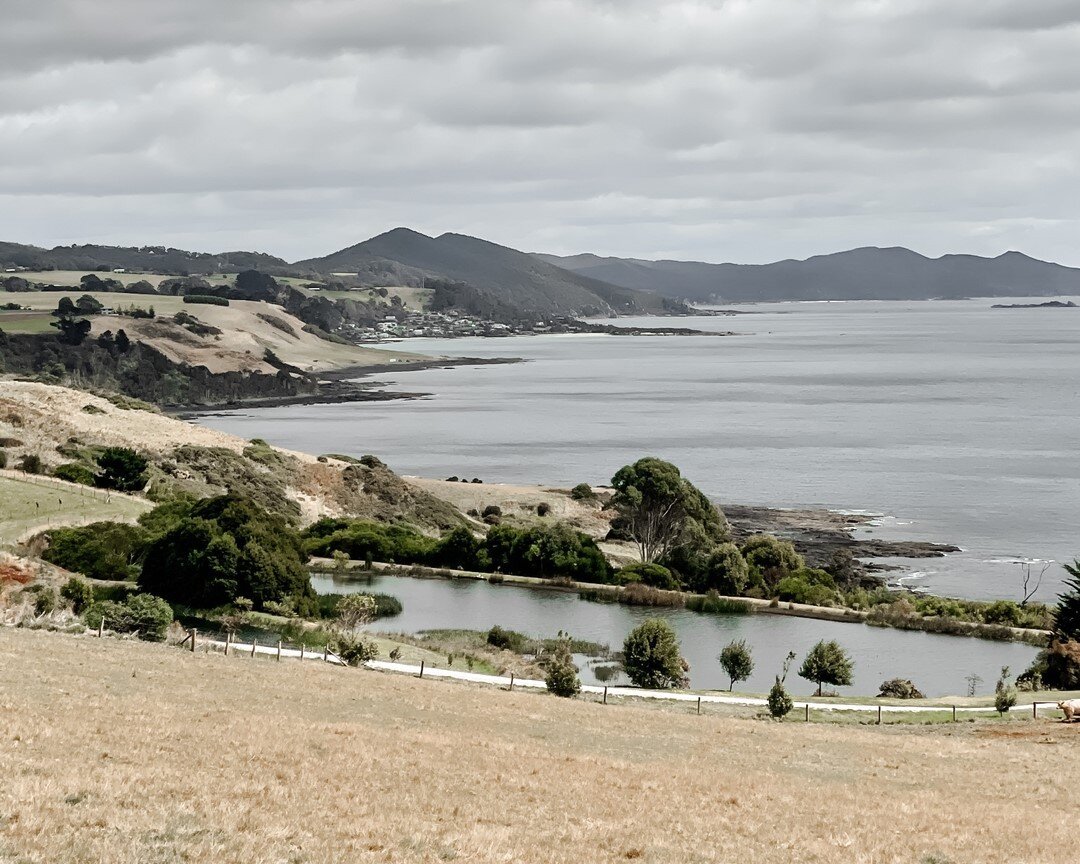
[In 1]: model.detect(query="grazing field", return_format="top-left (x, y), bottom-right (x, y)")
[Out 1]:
top-left (0, 474), bottom-right (151, 545)
top-left (0, 628), bottom-right (1075, 864)
top-left (0, 290), bottom-right (424, 373)
top-left (0, 310), bottom-right (53, 334)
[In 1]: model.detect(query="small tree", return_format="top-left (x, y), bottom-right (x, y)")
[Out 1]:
top-left (994, 666), bottom-right (1018, 715)
top-left (332, 549), bottom-right (350, 572)
top-left (336, 593), bottom-right (376, 630)
top-left (545, 633), bottom-right (581, 698)
top-left (768, 651), bottom-right (796, 719)
top-left (622, 618), bottom-right (688, 689)
top-left (719, 639), bottom-right (754, 691)
top-left (798, 639), bottom-right (854, 696)
top-left (95, 446), bottom-right (149, 492)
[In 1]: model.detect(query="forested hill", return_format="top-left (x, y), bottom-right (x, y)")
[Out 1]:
top-left (295, 228), bottom-right (681, 318)
top-left (0, 241), bottom-right (295, 277)
top-left (535, 247), bottom-right (1080, 303)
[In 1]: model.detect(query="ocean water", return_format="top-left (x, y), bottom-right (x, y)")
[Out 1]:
top-left (198, 298), bottom-right (1080, 603)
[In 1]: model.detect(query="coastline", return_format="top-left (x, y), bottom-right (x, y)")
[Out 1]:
top-left (171, 355), bottom-right (522, 416)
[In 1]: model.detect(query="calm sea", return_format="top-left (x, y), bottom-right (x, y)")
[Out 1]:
top-left (198, 298), bottom-right (1080, 603)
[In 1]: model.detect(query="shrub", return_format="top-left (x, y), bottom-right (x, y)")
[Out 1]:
top-left (719, 639), bottom-right (754, 691)
top-left (60, 577), bottom-right (95, 613)
top-left (53, 462), bottom-right (95, 486)
top-left (336, 594), bottom-right (376, 629)
top-left (877, 678), bottom-right (925, 699)
top-left (84, 593), bottom-right (173, 641)
top-left (570, 483), bottom-right (596, 501)
top-left (16, 454), bottom-right (44, 474)
top-left (140, 494), bottom-right (314, 613)
top-left (43, 522), bottom-right (150, 580)
top-left (617, 562), bottom-right (679, 590)
top-left (334, 633), bottom-right (379, 666)
top-left (482, 505), bottom-right (502, 518)
top-left (183, 294), bottom-right (229, 306)
top-left (982, 600), bottom-right (1022, 627)
top-left (487, 625), bottom-right (527, 652)
top-left (95, 446), bottom-right (149, 491)
top-left (0, 451), bottom-right (6, 469)
top-left (994, 666), bottom-right (1018, 714)
top-left (768, 678), bottom-right (794, 719)
top-left (685, 590), bottom-right (750, 615)
top-left (767, 651), bottom-right (797, 719)
top-left (620, 583), bottom-right (684, 607)
top-left (622, 618), bottom-right (688, 689)
top-left (545, 637), bottom-right (581, 698)
top-left (536, 502), bottom-right (552, 516)
top-left (741, 535), bottom-right (804, 590)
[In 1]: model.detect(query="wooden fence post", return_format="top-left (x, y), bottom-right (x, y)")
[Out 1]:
top-left (508, 673), bottom-right (514, 692)
top-left (805, 704), bottom-right (810, 722)
top-left (323, 645), bottom-right (329, 663)
top-left (224, 631), bottom-right (231, 656)
top-left (952, 705), bottom-right (957, 722)
top-left (603, 686), bottom-right (608, 705)
top-left (697, 697), bottom-right (702, 716)
top-left (251, 639), bottom-right (257, 658)
top-left (299, 643), bottom-right (304, 661)
top-left (277, 640), bottom-right (282, 662)
top-left (419, 660), bottom-right (425, 679)
top-left (97, 617), bottom-right (104, 638)
top-left (1032, 701), bottom-right (1038, 720)
top-left (191, 628), bottom-right (197, 653)
top-left (877, 705), bottom-right (882, 725)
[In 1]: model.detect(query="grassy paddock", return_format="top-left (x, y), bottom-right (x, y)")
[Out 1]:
top-left (0, 475), bottom-right (151, 545)
top-left (1, 627), bottom-right (1077, 863)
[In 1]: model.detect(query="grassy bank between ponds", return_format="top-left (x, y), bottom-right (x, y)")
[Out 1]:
top-left (311, 558), bottom-right (1049, 644)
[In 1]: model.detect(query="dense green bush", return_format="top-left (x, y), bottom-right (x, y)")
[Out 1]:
top-left (487, 625), bottom-right (528, 652)
top-left (570, 483), bottom-right (596, 501)
top-left (622, 618), bottom-right (688, 689)
top-left (95, 446), bottom-right (148, 491)
top-left (684, 590), bottom-right (751, 614)
top-left (43, 522), bottom-right (150, 580)
top-left (16, 453), bottom-right (43, 474)
top-left (84, 593), bottom-right (173, 641)
top-left (140, 495), bottom-right (314, 613)
top-left (485, 522), bottom-right (611, 583)
top-left (53, 462), bottom-right (95, 486)
top-left (994, 666), bottom-right (1018, 714)
top-left (332, 632), bottom-right (379, 666)
top-left (316, 592), bottom-right (402, 620)
top-left (303, 519), bottom-right (436, 564)
top-left (767, 678), bottom-right (794, 719)
top-left (545, 637), bottom-right (581, 698)
top-left (183, 294), bottom-right (229, 306)
top-left (60, 577), bottom-right (95, 613)
top-left (775, 568), bottom-right (840, 606)
top-left (741, 535), bottom-right (805, 591)
top-left (616, 562), bottom-right (679, 590)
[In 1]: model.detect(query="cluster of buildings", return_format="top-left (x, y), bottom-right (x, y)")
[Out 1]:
top-left (345, 309), bottom-right (515, 341)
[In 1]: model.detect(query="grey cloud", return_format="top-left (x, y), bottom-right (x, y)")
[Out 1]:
top-left (1, 0), bottom-right (1079, 265)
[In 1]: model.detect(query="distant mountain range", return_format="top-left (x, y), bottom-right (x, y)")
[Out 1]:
top-left (536, 247), bottom-right (1080, 302)
top-left (294, 228), bottom-right (681, 317)
top-left (5, 233), bottom-right (1080, 318)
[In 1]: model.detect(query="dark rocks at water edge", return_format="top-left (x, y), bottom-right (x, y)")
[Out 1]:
top-left (991, 300), bottom-right (1077, 309)
top-left (723, 504), bottom-right (960, 581)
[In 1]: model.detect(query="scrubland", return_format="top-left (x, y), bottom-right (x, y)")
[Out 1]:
top-left (0, 627), bottom-right (1076, 864)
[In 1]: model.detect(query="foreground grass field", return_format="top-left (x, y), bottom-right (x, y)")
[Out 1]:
top-left (0, 628), bottom-right (1076, 863)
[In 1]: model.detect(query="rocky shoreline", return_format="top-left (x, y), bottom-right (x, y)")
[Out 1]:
top-left (722, 504), bottom-right (960, 579)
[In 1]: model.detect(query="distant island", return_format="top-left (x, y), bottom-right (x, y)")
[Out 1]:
top-left (991, 300), bottom-right (1077, 309)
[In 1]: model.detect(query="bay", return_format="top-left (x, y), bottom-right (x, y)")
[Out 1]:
top-left (199, 298), bottom-right (1080, 602)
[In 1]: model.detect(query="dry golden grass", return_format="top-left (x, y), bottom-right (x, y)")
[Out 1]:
top-left (0, 627), bottom-right (1076, 864)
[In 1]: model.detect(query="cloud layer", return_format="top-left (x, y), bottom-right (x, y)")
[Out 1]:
top-left (2, 0), bottom-right (1079, 263)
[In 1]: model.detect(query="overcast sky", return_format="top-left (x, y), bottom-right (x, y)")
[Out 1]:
top-left (2, 0), bottom-right (1079, 264)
